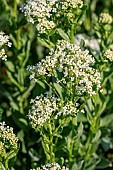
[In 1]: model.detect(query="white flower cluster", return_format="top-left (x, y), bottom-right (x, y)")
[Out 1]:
top-left (56, 101), bottom-right (77, 118)
top-left (28, 40), bottom-right (101, 96)
top-left (0, 31), bottom-right (11, 61)
top-left (104, 49), bottom-right (113, 61)
top-left (99, 12), bottom-right (112, 24)
top-left (0, 122), bottom-right (18, 149)
top-left (21, 0), bottom-right (57, 34)
top-left (59, 0), bottom-right (83, 22)
top-left (30, 163), bottom-right (69, 170)
top-left (61, 0), bottom-right (83, 10)
top-left (21, 0), bottom-right (83, 34)
top-left (28, 95), bottom-right (59, 127)
top-left (28, 94), bottom-right (79, 128)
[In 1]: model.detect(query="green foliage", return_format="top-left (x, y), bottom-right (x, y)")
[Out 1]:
top-left (0, 0), bottom-right (113, 170)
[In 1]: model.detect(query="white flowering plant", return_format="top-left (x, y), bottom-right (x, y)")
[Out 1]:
top-left (1, 0), bottom-right (113, 170)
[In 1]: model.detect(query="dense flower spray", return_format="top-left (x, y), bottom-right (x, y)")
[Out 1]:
top-left (28, 94), bottom-right (80, 128)
top-left (28, 40), bottom-right (101, 96)
top-left (21, 0), bottom-right (84, 35)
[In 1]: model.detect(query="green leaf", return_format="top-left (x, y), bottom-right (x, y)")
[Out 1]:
top-left (22, 40), bottom-right (31, 68)
top-left (6, 70), bottom-right (24, 92)
top-left (0, 107), bottom-right (3, 121)
top-left (92, 130), bottom-right (101, 143)
top-left (77, 112), bottom-right (87, 122)
top-left (10, 34), bottom-right (17, 48)
top-left (5, 61), bottom-right (15, 72)
top-left (57, 28), bottom-right (70, 41)
top-left (5, 149), bottom-right (18, 161)
top-left (6, 94), bottom-right (19, 111)
top-left (12, 111), bottom-right (29, 131)
top-left (96, 158), bottom-right (111, 169)
top-left (54, 83), bottom-right (63, 99)
top-left (100, 114), bottom-right (113, 127)
top-left (77, 5), bottom-right (87, 25)
top-left (77, 122), bottom-right (83, 138)
top-left (28, 148), bottom-right (40, 161)
top-left (19, 118), bottom-right (28, 126)
top-left (101, 138), bottom-right (111, 151)
top-left (36, 80), bottom-right (46, 89)
top-left (37, 37), bottom-right (52, 48)
top-left (0, 162), bottom-right (6, 170)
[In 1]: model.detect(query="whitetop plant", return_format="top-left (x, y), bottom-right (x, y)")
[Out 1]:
top-left (0, 31), bottom-right (11, 61)
top-left (21, 0), bottom-right (84, 35)
top-left (99, 12), bottom-right (113, 24)
top-left (27, 40), bottom-right (101, 96)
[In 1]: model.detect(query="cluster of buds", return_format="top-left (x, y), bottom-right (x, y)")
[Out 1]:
top-left (21, 0), bottom-right (84, 35)
top-left (27, 40), bottom-right (101, 96)
top-left (0, 31), bottom-right (11, 61)
top-left (104, 49), bottom-right (113, 62)
top-left (0, 122), bottom-right (18, 151)
top-left (99, 12), bottom-right (112, 24)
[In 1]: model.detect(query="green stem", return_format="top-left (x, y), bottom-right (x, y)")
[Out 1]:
top-left (53, 118), bottom-right (65, 135)
top-left (70, 24), bottom-right (75, 44)
top-left (44, 80), bottom-right (59, 97)
top-left (5, 158), bottom-right (8, 170)
top-left (17, 28), bottom-right (21, 50)
top-left (14, 0), bottom-right (17, 22)
top-left (69, 117), bottom-right (75, 168)
top-left (48, 122), bottom-right (54, 163)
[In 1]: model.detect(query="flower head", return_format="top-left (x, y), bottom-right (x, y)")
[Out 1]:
top-left (21, 0), bottom-right (84, 35)
top-left (99, 12), bottom-right (112, 24)
top-left (104, 49), bottom-right (113, 61)
top-left (28, 93), bottom-right (80, 128)
top-left (0, 122), bottom-right (18, 150)
top-left (28, 40), bottom-right (101, 96)
top-left (0, 31), bottom-right (11, 61)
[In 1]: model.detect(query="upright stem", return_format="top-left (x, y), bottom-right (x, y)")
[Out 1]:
top-left (17, 28), bottom-right (21, 50)
top-left (48, 122), bottom-right (54, 163)
top-left (14, 0), bottom-right (17, 22)
top-left (69, 117), bottom-right (75, 168)
top-left (70, 24), bottom-right (75, 44)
